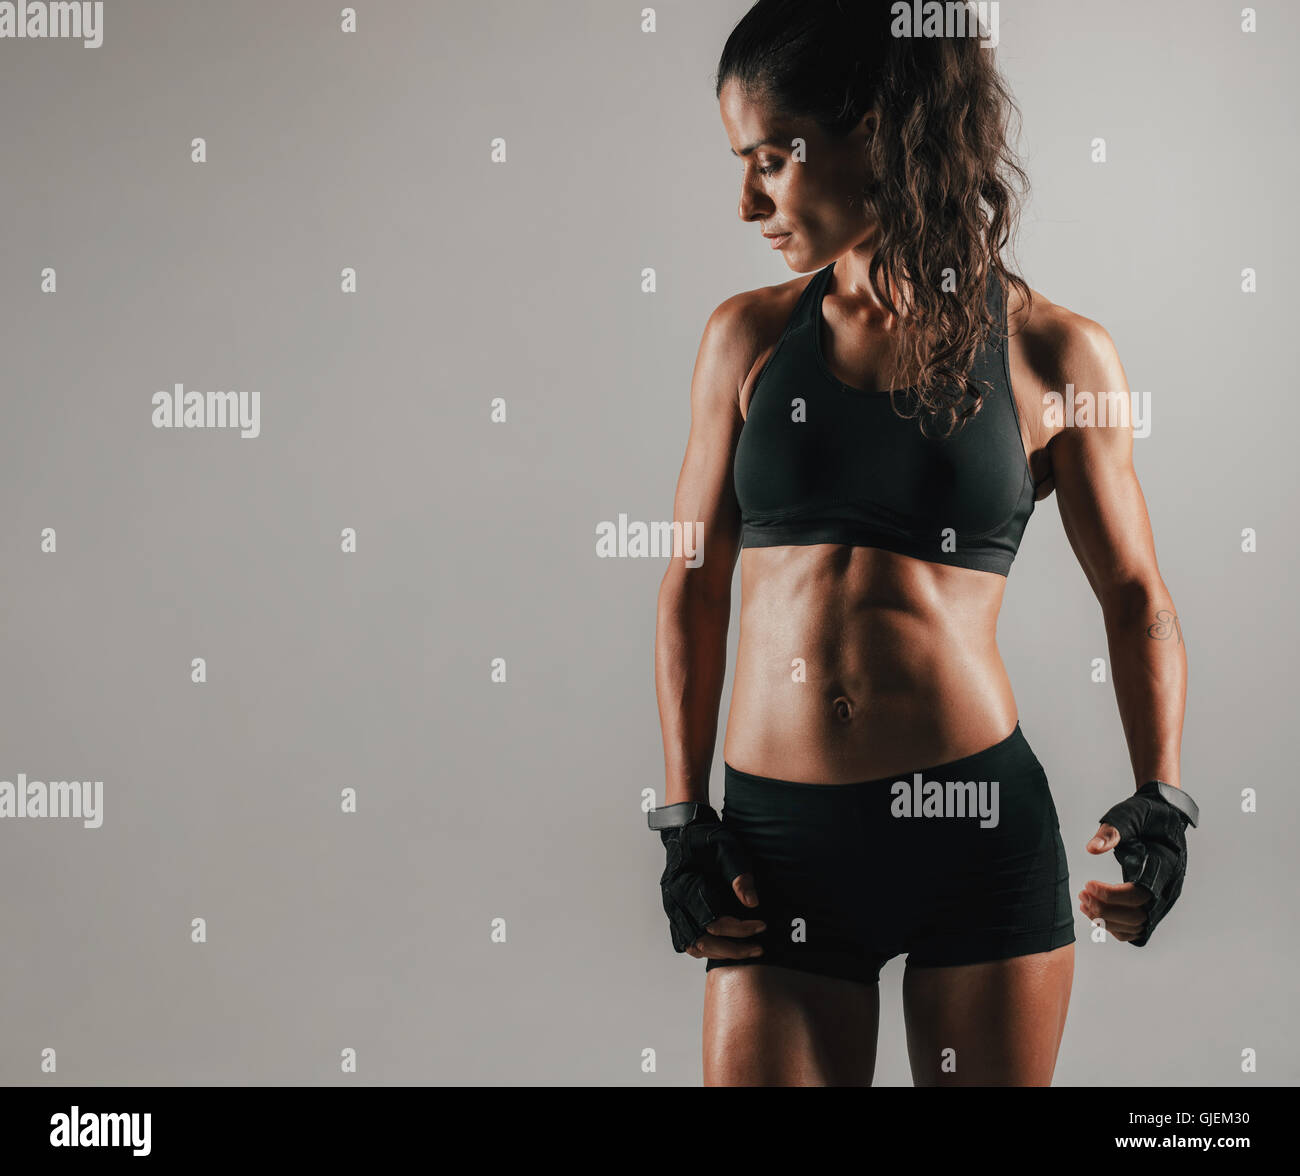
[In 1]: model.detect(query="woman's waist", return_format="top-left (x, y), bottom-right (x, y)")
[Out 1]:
top-left (723, 676), bottom-right (1021, 785)
top-left (718, 723), bottom-right (1056, 876)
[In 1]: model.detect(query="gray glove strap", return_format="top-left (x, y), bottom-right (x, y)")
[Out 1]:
top-left (647, 801), bottom-right (718, 831)
top-left (1144, 780), bottom-right (1199, 828)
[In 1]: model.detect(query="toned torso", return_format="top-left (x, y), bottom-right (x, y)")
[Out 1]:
top-left (722, 268), bottom-right (1064, 784)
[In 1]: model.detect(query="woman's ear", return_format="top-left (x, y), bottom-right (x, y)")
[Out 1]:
top-left (856, 109), bottom-right (879, 148)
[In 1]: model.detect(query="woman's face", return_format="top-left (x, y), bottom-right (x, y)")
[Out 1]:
top-left (718, 78), bottom-right (874, 272)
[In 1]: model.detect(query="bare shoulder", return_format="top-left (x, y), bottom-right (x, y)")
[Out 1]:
top-left (1005, 282), bottom-right (1129, 497)
top-left (703, 272), bottom-right (816, 418)
top-left (1007, 283), bottom-right (1124, 390)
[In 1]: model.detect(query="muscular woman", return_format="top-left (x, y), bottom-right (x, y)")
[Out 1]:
top-left (651, 0), bottom-right (1196, 1087)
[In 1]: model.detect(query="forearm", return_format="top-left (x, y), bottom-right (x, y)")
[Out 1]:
top-left (655, 574), bottom-right (731, 806)
top-left (1102, 584), bottom-right (1187, 789)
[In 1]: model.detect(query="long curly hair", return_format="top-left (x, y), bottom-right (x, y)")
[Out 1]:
top-left (716, 0), bottom-right (1032, 437)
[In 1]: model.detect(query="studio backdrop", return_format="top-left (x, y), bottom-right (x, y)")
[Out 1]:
top-left (0, 0), bottom-right (1295, 1085)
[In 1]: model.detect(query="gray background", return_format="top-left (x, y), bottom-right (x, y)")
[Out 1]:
top-left (0, 0), bottom-right (1295, 1085)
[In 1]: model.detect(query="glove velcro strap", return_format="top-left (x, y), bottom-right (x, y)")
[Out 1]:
top-left (1142, 780), bottom-right (1199, 828)
top-left (648, 801), bottom-right (719, 831)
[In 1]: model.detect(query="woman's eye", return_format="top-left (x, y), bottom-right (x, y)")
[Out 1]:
top-left (757, 163), bottom-right (780, 176)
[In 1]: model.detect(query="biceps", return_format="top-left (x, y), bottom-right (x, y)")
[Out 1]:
top-left (665, 298), bottom-right (753, 590)
top-left (669, 420), bottom-right (741, 590)
top-left (1052, 425), bottom-right (1160, 605)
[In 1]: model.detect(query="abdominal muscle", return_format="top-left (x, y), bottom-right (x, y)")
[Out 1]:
top-left (722, 543), bottom-right (1019, 785)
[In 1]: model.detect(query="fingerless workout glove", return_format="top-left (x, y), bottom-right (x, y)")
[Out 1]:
top-left (649, 802), bottom-right (753, 953)
top-left (1098, 780), bottom-right (1199, 947)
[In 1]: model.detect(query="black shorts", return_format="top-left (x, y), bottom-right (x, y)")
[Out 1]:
top-left (706, 723), bottom-right (1075, 985)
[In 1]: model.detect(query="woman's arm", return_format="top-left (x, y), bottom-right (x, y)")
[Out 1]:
top-left (655, 296), bottom-right (753, 807)
top-left (1047, 317), bottom-right (1187, 790)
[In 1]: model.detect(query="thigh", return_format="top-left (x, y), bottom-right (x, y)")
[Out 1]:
top-left (703, 964), bottom-right (880, 1086)
top-left (902, 944), bottom-right (1074, 1086)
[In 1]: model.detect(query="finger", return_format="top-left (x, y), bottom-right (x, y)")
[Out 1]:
top-left (692, 932), bottom-right (764, 960)
top-left (1085, 824), bottom-right (1119, 854)
top-left (1084, 906), bottom-right (1148, 934)
top-left (731, 872), bottom-right (760, 907)
top-left (1079, 908), bottom-right (1146, 938)
top-left (1078, 893), bottom-right (1148, 932)
top-left (1081, 916), bottom-right (1143, 941)
top-left (1081, 881), bottom-right (1151, 906)
top-left (704, 915), bottom-right (767, 938)
top-left (715, 841), bottom-right (755, 891)
top-left (1079, 898), bottom-right (1149, 929)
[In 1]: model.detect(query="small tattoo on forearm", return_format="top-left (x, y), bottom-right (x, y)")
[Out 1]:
top-left (1146, 609), bottom-right (1183, 645)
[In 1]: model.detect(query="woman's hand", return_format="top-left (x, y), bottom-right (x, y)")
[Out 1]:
top-left (683, 872), bottom-right (766, 959)
top-left (654, 805), bottom-right (766, 957)
top-left (1080, 822), bottom-right (1153, 942)
top-left (1081, 781), bottom-right (1199, 945)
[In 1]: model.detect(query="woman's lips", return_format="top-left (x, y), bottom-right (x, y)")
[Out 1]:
top-left (766, 233), bottom-right (792, 250)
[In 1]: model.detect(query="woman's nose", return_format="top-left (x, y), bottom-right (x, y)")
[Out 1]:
top-left (738, 184), bottom-right (771, 222)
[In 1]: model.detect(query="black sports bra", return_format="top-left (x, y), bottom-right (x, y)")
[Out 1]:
top-left (733, 260), bottom-right (1035, 576)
